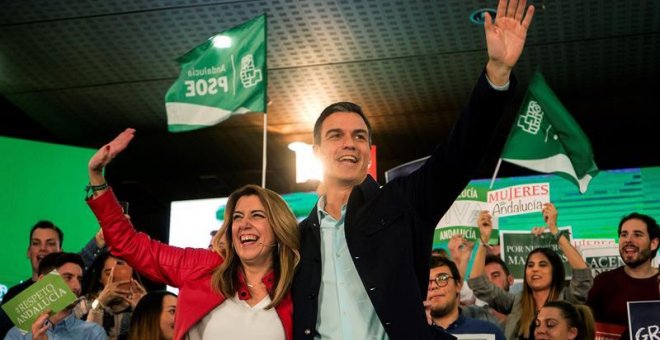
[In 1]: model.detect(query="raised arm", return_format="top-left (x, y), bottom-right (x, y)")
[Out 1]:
top-left (536, 203), bottom-right (593, 302)
top-left (86, 129), bottom-right (221, 287)
top-left (467, 211), bottom-right (516, 314)
top-left (448, 234), bottom-right (475, 281)
top-left (470, 211), bottom-right (493, 279)
top-left (485, 0), bottom-right (535, 85)
top-left (88, 128), bottom-right (135, 196)
top-left (531, 203), bottom-right (588, 270)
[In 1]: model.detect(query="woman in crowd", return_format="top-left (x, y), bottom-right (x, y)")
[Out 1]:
top-left (534, 301), bottom-right (595, 340)
top-left (86, 128), bottom-right (300, 340)
top-left (128, 291), bottom-right (178, 340)
top-left (468, 203), bottom-right (593, 340)
top-left (82, 250), bottom-right (146, 340)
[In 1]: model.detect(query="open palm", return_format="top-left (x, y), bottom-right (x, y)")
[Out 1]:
top-left (485, 0), bottom-right (534, 69)
top-left (88, 128), bottom-right (135, 173)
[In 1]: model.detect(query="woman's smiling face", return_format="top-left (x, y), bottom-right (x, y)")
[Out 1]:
top-left (231, 195), bottom-right (275, 266)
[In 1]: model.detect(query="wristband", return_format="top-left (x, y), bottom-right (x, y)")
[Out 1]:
top-left (85, 182), bottom-right (108, 199)
top-left (553, 229), bottom-right (570, 243)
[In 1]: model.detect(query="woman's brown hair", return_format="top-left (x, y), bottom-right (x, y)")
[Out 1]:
top-left (518, 247), bottom-right (565, 338)
top-left (128, 290), bottom-right (177, 340)
top-left (541, 301), bottom-right (595, 340)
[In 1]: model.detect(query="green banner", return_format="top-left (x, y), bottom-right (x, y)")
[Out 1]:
top-left (165, 14), bottom-right (267, 132)
top-left (435, 185), bottom-right (494, 247)
top-left (500, 229), bottom-right (573, 280)
top-left (1, 271), bottom-right (77, 332)
top-left (433, 226), bottom-right (499, 246)
top-left (501, 72), bottom-right (598, 193)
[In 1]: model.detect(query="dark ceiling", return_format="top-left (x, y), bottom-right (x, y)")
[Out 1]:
top-left (1, 0), bottom-right (659, 237)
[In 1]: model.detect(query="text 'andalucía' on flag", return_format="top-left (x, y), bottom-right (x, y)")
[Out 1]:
top-left (165, 14), bottom-right (267, 132)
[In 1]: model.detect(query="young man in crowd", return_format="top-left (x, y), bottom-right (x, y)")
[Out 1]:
top-left (463, 255), bottom-right (513, 329)
top-left (427, 256), bottom-right (505, 340)
top-left (587, 213), bottom-right (660, 337)
top-left (441, 234), bottom-right (511, 330)
top-left (0, 221), bottom-right (64, 338)
top-left (1, 222), bottom-right (106, 338)
top-left (292, 0), bottom-right (535, 338)
top-left (5, 252), bottom-right (107, 340)
top-left (3, 221), bottom-right (64, 303)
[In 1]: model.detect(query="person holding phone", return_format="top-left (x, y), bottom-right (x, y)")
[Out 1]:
top-left (81, 250), bottom-right (146, 340)
top-left (85, 129), bottom-right (301, 340)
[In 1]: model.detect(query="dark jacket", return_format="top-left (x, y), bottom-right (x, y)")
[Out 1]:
top-left (292, 70), bottom-right (517, 339)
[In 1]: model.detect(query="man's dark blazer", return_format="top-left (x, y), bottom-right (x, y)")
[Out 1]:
top-left (292, 70), bottom-right (517, 340)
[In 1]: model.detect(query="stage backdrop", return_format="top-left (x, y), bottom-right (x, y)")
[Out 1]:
top-left (0, 137), bottom-right (98, 302)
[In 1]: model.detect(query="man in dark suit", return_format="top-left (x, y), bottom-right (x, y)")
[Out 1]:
top-left (291, 0), bottom-right (535, 339)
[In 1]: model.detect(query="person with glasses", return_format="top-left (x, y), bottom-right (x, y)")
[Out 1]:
top-left (426, 256), bottom-right (505, 340)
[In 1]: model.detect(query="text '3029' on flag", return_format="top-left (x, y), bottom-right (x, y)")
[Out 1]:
top-left (500, 72), bottom-right (599, 194)
top-left (165, 14), bottom-right (267, 132)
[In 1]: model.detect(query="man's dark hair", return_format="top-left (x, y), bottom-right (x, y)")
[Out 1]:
top-left (485, 254), bottom-right (511, 276)
top-left (431, 248), bottom-right (448, 258)
top-left (29, 220), bottom-right (64, 247)
top-left (618, 212), bottom-right (660, 258)
top-left (313, 102), bottom-right (372, 145)
top-left (38, 252), bottom-right (84, 276)
top-left (429, 256), bottom-right (461, 282)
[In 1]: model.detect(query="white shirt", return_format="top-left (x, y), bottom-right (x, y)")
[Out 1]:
top-left (186, 294), bottom-right (285, 340)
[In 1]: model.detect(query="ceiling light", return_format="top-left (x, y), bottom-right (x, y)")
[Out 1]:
top-left (288, 142), bottom-right (323, 183)
top-left (469, 8), bottom-right (496, 25)
top-left (212, 35), bottom-right (232, 48)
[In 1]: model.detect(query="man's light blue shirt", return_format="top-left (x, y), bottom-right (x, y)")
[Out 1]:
top-left (315, 196), bottom-right (388, 340)
top-left (5, 312), bottom-right (107, 340)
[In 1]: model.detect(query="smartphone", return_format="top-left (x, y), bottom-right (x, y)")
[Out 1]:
top-left (119, 201), bottom-right (129, 214)
top-left (112, 263), bottom-right (133, 290)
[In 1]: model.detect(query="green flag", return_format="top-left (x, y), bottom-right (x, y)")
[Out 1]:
top-left (501, 72), bottom-right (598, 193)
top-left (165, 14), bottom-right (267, 132)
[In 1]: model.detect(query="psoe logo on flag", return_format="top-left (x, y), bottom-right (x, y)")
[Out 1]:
top-left (517, 100), bottom-right (558, 143)
top-left (240, 54), bottom-right (262, 88)
top-left (517, 100), bottom-right (543, 135)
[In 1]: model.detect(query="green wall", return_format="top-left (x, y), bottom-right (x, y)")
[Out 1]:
top-left (0, 136), bottom-right (98, 299)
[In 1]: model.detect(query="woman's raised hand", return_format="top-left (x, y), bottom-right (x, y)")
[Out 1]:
top-left (477, 210), bottom-right (493, 244)
top-left (89, 128), bottom-right (135, 174)
top-left (88, 128), bottom-right (135, 186)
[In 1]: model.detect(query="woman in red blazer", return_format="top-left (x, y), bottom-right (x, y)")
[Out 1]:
top-left (86, 128), bottom-right (300, 340)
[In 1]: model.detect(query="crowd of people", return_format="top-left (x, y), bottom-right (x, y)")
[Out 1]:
top-left (424, 204), bottom-right (659, 340)
top-left (1, 0), bottom-right (658, 339)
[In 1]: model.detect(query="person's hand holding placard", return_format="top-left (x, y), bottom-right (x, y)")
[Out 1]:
top-left (1, 271), bottom-right (77, 333)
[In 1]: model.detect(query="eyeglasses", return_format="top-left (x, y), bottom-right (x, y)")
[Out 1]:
top-left (429, 273), bottom-right (454, 289)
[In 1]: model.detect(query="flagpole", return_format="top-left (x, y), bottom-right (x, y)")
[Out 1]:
top-left (261, 113), bottom-right (267, 188)
top-left (489, 158), bottom-right (502, 189)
